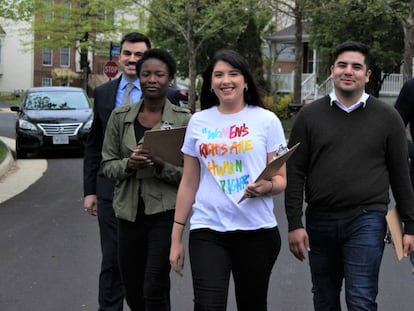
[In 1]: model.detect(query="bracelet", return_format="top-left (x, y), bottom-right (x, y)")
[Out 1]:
top-left (174, 220), bottom-right (186, 226)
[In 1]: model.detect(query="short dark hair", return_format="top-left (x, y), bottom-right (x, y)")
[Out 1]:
top-left (332, 41), bottom-right (372, 69)
top-left (135, 48), bottom-right (177, 80)
top-left (120, 32), bottom-right (151, 50)
top-left (200, 49), bottom-right (264, 110)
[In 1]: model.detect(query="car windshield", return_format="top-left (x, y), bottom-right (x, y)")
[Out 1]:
top-left (24, 91), bottom-right (90, 110)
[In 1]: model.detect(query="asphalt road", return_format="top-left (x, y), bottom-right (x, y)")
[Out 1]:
top-left (1, 103), bottom-right (414, 310)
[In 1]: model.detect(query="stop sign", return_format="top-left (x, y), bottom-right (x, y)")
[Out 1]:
top-left (103, 61), bottom-right (119, 78)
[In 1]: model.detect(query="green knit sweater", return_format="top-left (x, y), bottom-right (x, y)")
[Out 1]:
top-left (285, 95), bottom-right (414, 234)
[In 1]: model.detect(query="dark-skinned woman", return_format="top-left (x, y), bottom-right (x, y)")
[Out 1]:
top-left (102, 48), bottom-right (192, 311)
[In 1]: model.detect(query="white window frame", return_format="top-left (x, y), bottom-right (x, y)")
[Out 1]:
top-left (42, 48), bottom-right (53, 66)
top-left (42, 78), bottom-right (52, 87)
top-left (60, 47), bottom-right (70, 67)
top-left (44, 0), bottom-right (53, 20)
top-left (61, 0), bottom-right (71, 22)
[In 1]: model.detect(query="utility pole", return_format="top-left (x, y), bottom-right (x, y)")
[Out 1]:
top-left (79, 0), bottom-right (90, 92)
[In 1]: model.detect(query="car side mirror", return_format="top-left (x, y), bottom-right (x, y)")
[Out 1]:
top-left (10, 106), bottom-right (21, 112)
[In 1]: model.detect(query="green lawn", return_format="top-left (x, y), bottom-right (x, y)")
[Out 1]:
top-left (0, 93), bottom-right (22, 105)
top-left (0, 139), bottom-right (7, 164)
top-left (0, 94), bottom-right (16, 166)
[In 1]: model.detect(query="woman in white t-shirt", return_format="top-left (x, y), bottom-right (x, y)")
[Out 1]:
top-left (169, 49), bottom-right (287, 311)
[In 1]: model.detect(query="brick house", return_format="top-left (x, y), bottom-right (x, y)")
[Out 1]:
top-left (265, 24), bottom-right (403, 99)
top-left (0, 3), bottom-right (119, 97)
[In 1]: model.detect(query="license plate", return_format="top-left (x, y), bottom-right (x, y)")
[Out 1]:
top-left (53, 135), bottom-right (69, 144)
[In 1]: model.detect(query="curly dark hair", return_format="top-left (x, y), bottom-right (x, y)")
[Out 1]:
top-left (135, 48), bottom-right (177, 80)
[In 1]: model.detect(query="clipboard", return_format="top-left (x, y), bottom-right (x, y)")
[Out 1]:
top-left (238, 142), bottom-right (300, 203)
top-left (385, 207), bottom-right (404, 261)
top-left (142, 126), bottom-right (187, 166)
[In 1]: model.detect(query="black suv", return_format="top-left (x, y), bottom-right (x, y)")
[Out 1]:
top-left (10, 86), bottom-right (93, 158)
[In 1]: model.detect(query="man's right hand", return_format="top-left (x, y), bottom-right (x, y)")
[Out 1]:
top-left (288, 228), bottom-right (310, 261)
top-left (84, 194), bottom-right (98, 216)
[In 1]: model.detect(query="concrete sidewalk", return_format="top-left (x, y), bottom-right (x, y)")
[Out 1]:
top-left (0, 136), bottom-right (47, 204)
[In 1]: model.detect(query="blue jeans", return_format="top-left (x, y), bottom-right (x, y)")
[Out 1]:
top-left (306, 209), bottom-right (387, 311)
top-left (189, 227), bottom-right (281, 311)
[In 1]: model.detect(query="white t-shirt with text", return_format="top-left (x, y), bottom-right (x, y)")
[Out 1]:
top-left (182, 104), bottom-right (286, 232)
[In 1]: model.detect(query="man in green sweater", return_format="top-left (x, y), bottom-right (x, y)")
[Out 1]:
top-left (285, 41), bottom-right (414, 310)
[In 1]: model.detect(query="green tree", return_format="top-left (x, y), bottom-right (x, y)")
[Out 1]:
top-left (379, 0), bottom-right (413, 81)
top-left (266, 0), bottom-right (306, 104)
top-left (306, 0), bottom-right (405, 97)
top-left (0, 0), bottom-right (34, 20)
top-left (24, 0), bottom-right (145, 91)
top-left (236, 17), bottom-right (269, 93)
top-left (138, 0), bottom-right (268, 111)
top-left (401, 0), bottom-right (414, 81)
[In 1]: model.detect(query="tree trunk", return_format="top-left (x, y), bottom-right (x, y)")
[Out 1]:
top-left (293, 0), bottom-right (303, 104)
top-left (366, 65), bottom-right (383, 98)
top-left (188, 45), bottom-right (197, 112)
top-left (403, 0), bottom-right (414, 82)
top-left (186, 6), bottom-right (197, 112)
top-left (80, 48), bottom-right (89, 93)
top-left (80, 31), bottom-right (89, 93)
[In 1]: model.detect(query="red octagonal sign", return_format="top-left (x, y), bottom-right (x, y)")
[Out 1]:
top-left (103, 61), bottom-right (119, 78)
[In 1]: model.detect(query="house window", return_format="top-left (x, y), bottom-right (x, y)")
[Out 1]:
top-left (60, 47), bottom-right (70, 67)
top-left (42, 78), bottom-right (52, 86)
top-left (44, 0), bottom-right (53, 20)
top-left (61, 0), bottom-right (71, 22)
top-left (42, 48), bottom-right (52, 66)
top-left (307, 48), bottom-right (315, 74)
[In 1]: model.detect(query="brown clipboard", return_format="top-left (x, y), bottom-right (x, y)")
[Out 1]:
top-left (238, 142), bottom-right (300, 203)
top-left (142, 126), bottom-right (187, 166)
top-left (385, 207), bottom-right (404, 261)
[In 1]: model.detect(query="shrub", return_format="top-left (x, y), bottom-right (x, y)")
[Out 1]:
top-left (52, 68), bottom-right (79, 86)
top-left (264, 94), bottom-right (292, 120)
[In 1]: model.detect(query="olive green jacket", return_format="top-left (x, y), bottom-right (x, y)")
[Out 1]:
top-left (101, 99), bottom-right (192, 221)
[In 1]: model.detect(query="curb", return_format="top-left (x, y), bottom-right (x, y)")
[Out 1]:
top-left (0, 140), bottom-right (14, 179)
top-left (0, 136), bottom-right (48, 204)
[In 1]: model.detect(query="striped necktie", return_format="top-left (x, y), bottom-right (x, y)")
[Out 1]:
top-left (121, 83), bottom-right (135, 106)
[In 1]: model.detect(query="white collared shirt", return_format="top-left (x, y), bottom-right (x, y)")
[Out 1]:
top-left (329, 91), bottom-right (370, 113)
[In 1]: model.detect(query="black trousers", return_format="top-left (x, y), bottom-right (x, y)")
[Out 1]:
top-left (97, 197), bottom-right (124, 311)
top-left (117, 206), bottom-right (174, 311)
top-left (189, 227), bottom-right (281, 311)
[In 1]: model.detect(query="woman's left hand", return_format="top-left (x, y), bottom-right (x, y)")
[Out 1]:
top-left (244, 179), bottom-right (273, 198)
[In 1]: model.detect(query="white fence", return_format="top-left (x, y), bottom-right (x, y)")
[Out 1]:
top-left (379, 73), bottom-right (403, 96)
top-left (272, 72), bottom-right (404, 99)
